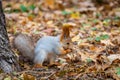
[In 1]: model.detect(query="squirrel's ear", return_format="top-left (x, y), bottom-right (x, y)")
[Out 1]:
top-left (60, 23), bottom-right (76, 41)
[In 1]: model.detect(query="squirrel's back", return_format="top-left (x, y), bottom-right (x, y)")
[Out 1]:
top-left (35, 36), bottom-right (61, 55)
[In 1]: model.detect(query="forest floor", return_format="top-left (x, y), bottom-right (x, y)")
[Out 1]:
top-left (1, 0), bottom-right (120, 80)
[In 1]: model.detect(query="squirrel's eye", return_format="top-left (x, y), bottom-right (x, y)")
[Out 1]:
top-left (66, 42), bottom-right (69, 45)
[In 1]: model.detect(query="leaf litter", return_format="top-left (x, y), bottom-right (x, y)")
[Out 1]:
top-left (1, 0), bottom-right (120, 79)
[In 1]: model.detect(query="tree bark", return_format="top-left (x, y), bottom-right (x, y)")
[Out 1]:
top-left (0, 0), bottom-right (20, 73)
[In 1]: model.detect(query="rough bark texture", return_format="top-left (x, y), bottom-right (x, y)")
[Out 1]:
top-left (0, 0), bottom-right (20, 73)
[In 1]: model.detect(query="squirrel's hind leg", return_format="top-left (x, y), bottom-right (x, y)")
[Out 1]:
top-left (48, 54), bottom-right (60, 66)
top-left (34, 50), bottom-right (47, 68)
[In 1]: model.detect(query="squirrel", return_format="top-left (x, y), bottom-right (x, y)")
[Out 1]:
top-left (13, 23), bottom-right (75, 67)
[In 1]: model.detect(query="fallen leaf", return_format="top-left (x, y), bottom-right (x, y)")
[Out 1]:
top-left (44, 0), bottom-right (55, 9)
top-left (23, 73), bottom-right (35, 80)
top-left (107, 54), bottom-right (120, 63)
top-left (101, 40), bottom-right (114, 46)
top-left (72, 35), bottom-right (80, 42)
top-left (70, 12), bottom-right (80, 19)
top-left (4, 76), bottom-right (11, 80)
top-left (63, 22), bottom-right (76, 27)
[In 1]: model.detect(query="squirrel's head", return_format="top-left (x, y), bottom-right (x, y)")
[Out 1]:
top-left (60, 37), bottom-right (71, 50)
top-left (60, 23), bottom-right (76, 50)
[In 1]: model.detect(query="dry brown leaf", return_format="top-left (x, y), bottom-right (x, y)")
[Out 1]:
top-left (113, 8), bottom-right (120, 17)
top-left (89, 45), bottom-right (97, 51)
top-left (107, 54), bottom-right (120, 63)
top-left (78, 52), bottom-right (96, 62)
top-left (78, 42), bottom-right (93, 48)
top-left (23, 73), bottom-right (35, 80)
top-left (101, 40), bottom-right (114, 46)
top-left (86, 65), bottom-right (97, 72)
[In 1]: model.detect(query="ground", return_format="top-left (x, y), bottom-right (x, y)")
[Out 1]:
top-left (1, 0), bottom-right (120, 80)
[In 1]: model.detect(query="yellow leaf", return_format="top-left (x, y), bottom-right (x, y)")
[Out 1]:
top-left (47, 20), bottom-right (53, 25)
top-left (63, 22), bottom-right (76, 27)
top-left (4, 76), bottom-right (11, 80)
top-left (72, 35), bottom-right (80, 42)
top-left (71, 12), bottom-right (80, 19)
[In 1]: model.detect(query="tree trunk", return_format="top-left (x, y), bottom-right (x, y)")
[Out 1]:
top-left (0, 1), bottom-right (20, 73)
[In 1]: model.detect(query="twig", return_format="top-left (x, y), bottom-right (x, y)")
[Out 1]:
top-left (44, 71), bottom-right (56, 79)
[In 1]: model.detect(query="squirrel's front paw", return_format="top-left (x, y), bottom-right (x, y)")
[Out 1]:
top-left (61, 48), bottom-right (72, 55)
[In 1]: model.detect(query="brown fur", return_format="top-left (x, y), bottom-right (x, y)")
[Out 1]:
top-left (60, 26), bottom-right (72, 42)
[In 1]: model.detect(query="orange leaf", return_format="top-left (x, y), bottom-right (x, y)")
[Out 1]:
top-left (44, 0), bottom-right (55, 9)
